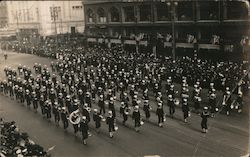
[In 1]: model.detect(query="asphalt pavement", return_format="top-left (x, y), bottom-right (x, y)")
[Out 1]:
top-left (0, 51), bottom-right (249, 157)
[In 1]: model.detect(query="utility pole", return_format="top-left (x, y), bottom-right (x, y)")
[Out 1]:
top-left (166, 1), bottom-right (178, 61)
top-left (161, 1), bottom-right (178, 60)
top-left (171, 2), bottom-right (177, 61)
top-left (15, 10), bottom-right (20, 41)
top-left (50, 5), bottom-right (59, 48)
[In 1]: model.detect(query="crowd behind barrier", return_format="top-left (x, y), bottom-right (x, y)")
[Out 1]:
top-left (0, 118), bottom-right (50, 157)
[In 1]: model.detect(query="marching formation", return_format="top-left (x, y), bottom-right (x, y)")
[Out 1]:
top-left (0, 45), bottom-right (249, 145)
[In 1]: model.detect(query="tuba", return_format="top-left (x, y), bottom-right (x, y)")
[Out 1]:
top-left (69, 110), bottom-right (81, 125)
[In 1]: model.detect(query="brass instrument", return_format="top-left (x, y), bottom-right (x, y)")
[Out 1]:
top-left (69, 110), bottom-right (81, 125)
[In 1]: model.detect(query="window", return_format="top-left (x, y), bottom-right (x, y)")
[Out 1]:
top-left (87, 9), bottom-right (95, 23)
top-left (199, 2), bottom-right (219, 20)
top-left (177, 27), bottom-right (194, 42)
top-left (156, 4), bottom-right (171, 21)
top-left (200, 26), bottom-right (219, 43)
top-left (110, 7), bottom-right (120, 22)
top-left (50, 6), bottom-right (61, 21)
top-left (97, 8), bottom-right (106, 23)
top-left (111, 27), bottom-right (122, 37)
top-left (123, 6), bottom-right (135, 22)
top-left (125, 28), bottom-right (136, 38)
top-left (139, 5), bottom-right (151, 21)
top-left (177, 2), bottom-right (194, 21)
top-left (227, 1), bottom-right (248, 20)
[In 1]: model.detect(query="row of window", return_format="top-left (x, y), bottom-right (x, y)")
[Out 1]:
top-left (12, 9), bottom-right (36, 22)
top-left (0, 21), bottom-right (8, 28)
top-left (86, 1), bottom-right (249, 23)
top-left (72, 5), bottom-right (83, 9)
top-left (86, 26), bottom-right (245, 42)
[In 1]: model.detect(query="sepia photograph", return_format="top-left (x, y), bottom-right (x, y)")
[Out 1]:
top-left (0, 0), bottom-right (249, 156)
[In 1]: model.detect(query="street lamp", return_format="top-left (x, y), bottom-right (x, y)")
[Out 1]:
top-left (166, 1), bottom-right (178, 60)
top-left (50, 5), bottom-right (60, 49)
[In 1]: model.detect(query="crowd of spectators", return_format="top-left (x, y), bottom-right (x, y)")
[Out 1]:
top-left (0, 118), bottom-right (49, 157)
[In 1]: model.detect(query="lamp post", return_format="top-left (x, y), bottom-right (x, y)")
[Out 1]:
top-left (15, 11), bottom-right (21, 41)
top-left (166, 1), bottom-right (178, 60)
top-left (50, 5), bottom-right (59, 49)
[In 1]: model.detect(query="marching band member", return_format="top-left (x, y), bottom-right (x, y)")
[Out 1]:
top-left (85, 92), bottom-right (92, 107)
top-left (71, 111), bottom-right (80, 136)
top-left (32, 91), bottom-right (38, 112)
top-left (193, 94), bottom-right (201, 114)
top-left (236, 92), bottom-right (243, 113)
top-left (120, 102), bottom-right (129, 125)
top-left (143, 100), bottom-right (151, 120)
top-left (201, 107), bottom-right (210, 133)
top-left (167, 95), bottom-right (175, 118)
top-left (98, 94), bottom-right (105, 114)
top-left (58, 93), bottom-right (64, 107)
top-left (182, 98), bottom-right (190, 123)
top-left (44, 100), bottom-right (52, 121)
top-left (142, 89), bottom-right (149, 101)
top-left (156, 103), bottom-right (164, 127)
top-left (52, 102), bottom-right (60, 126)
top-left (132, 105), bottom-right (141, 132)
top-left (82, 104), bottom-right (91, 123)
top-left (93, 109), bottom-right (102, 133)
top-left (209, 92), bottom-right (217, 117)
top-left (222, 87), bottom-right (232, 116)
top-left (25, 89), bottom-right (31, 108)
top-left (80, 116), bottom-right (89, 145)
top-left (60, 107), bottom-right (69, 130)
top-left (106, 110), bottom-right (116, 138)
top-left (108, 97), bottom-right (116, 118)
top-left (39, 95), bottom-right (45, 117)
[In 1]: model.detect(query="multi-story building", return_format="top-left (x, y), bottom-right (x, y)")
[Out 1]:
top-left (83, 0), bottom-right (250, 57)
top-left (7, 1), bottom-right (85, 37)
top-left (0, 1), bottom-right (8, 28)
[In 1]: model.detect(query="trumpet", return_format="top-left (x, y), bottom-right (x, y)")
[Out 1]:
top-left (69, 110), bottom-right (81, 125)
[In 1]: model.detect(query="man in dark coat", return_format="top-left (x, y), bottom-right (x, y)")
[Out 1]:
top-left (182, 98), bottom-right (190, 123)
top-left (60, 107), bottom-right (69, 130)
top-left (167, 95), bottom-right (175, 118)
top-left (209, 93), bottom-right (217, 117)
top-left (132, 105), bottom-right (141, 132)
top-left (106, 111), bottom-right (115, 138)
top-left (80, 116), bottom-right (89, 145)
top-left (143, 100), bottom-right (150, 120)
top-left (119, 102), bottom-right (129, 125)
top-left (98, 94), bottom-right (105, 114)
top-left (93, 109), bottom-right (102, 133)
top-left (156, 103), bottom-right (164, 127)
top-left (201, 106), bottom-right (210, 133)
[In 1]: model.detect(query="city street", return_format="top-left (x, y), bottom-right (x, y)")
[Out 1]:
top-left (0, 51), bottom-right (249, 157)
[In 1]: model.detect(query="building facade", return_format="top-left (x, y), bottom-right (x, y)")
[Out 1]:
top-left (7, 1), bottom-right (85, 37)
top-left (83, 0), bottom-right (250, 56)
top-left (0, 1), bottom-right (8, 28)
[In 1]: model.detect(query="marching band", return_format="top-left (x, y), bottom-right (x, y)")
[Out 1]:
top-left (0, 45), bottom-right (249, 146)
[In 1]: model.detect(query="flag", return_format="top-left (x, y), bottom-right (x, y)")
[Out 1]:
top-left (157, 33), bottom-right (163, 39)
top-left (211, 35), bottom-right (220, 44)
top-left (187, 34), bottom-right (194, 43)
top-left (166, 34), bottom-right (172, 42)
